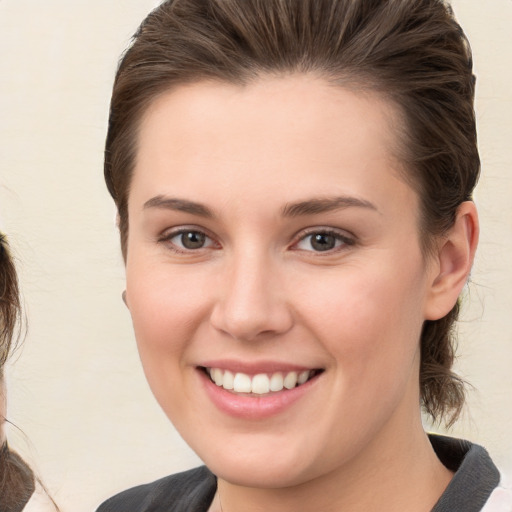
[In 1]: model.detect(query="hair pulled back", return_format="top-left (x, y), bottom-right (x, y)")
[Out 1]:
top-left (105, 0), bottom-right (479, 425)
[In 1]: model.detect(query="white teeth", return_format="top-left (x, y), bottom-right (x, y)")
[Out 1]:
top-left (223, 370), bottom-right (234, 390)
top-left (269, 372), bottom-right (284, 392)
top-left (251, 374), bottom-right (270, 394)
top-left (207, 368), bottom-right (313, 395)
top-left (233, 373), bottom-right (252, 393)
top-left (212, 368), bottom-right (223, 386)
top-left (298, 370), bottom-right (310, 385)
top-left (283, 371), bottom-right (298, 389)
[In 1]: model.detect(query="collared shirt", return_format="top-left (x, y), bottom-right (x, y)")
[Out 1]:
top-left (95, 435), bottom-right (512, 512)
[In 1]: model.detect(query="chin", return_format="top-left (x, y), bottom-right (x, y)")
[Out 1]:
top-left (189, 433), bottom-right (326, 489)
top-left (208, 455), bottom-right (312, 489)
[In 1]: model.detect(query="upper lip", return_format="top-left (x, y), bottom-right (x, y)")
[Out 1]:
top-left (197, 359), bottom-right (322, 375)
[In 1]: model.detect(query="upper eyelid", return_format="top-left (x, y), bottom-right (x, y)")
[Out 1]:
top-left (292, 226), bottom-right (356, 242)
top-left (158, 226), bottom-right (221, 253)
top-left (289, 227), bottom-right (356, 252)
top-left (157, 225), bottom-right (355, 248)
top-left (159, 225), bottom-right (213, 239)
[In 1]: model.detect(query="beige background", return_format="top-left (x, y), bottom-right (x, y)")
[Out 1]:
top-left (0, 1), bottom-right (510, 511)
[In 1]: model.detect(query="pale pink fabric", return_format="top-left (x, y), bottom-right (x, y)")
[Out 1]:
top-left (22, 483), bottom-right (57, 512)
top-left (481, 480), bottom-right (512, 512)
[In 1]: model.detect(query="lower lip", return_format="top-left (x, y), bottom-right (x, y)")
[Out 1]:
top-left (199, 370), bottom-right (320, 420)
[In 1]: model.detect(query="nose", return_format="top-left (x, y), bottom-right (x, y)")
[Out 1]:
top-left (210, 253), bottom-right (293, 342)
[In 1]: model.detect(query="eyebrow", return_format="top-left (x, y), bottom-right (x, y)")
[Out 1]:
top-left (143, 195), bottom-right (378, 219)
top-left (281, 196), bottom-right (378, 217)
top-left (143, 195), bottom-right (214, 218)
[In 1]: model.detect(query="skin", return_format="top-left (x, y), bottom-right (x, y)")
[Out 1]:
top-left (124, 75), bottom-right (478, 511)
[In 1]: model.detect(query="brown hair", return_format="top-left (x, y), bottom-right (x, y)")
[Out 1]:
top-left (0, 235), bottom-right (36, 510)
top-left (105, 0), bottom-right (479, 425)
top-left (0, 235), bottom-right (21, 369)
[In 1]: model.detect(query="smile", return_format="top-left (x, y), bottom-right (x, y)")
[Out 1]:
top-left (205, 367), bottom-right (321, 395)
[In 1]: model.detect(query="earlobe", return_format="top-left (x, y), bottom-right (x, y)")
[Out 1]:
top-left (424, 201), bottom-right (479, 321)
top-left (122, 290), bottom-right (129, 308)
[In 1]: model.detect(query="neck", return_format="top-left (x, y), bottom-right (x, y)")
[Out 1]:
top-left (214, 414), bottom-right (452, 512)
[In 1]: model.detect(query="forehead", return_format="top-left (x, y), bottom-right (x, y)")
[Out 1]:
top-left (132, 75), bottom-right (414, 217)
top-left (137, 74), bottom-right (401, 158)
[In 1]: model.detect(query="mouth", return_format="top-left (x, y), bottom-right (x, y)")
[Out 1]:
top-left (201, 367), bottom-right (323, 396)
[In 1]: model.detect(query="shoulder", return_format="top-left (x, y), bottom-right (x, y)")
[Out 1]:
top-left (95, 466), bottom-right (217, 512)
top-left (429, 434), bottom-right (512, 512)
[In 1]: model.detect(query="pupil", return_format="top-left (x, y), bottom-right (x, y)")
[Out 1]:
top-left (311, 233), bottom-right (335, 251)
top-left (182, 231), bottom-right (205, 249)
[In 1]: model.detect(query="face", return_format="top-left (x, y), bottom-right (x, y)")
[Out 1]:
top-left (125, 75), bottom-right (440, 488)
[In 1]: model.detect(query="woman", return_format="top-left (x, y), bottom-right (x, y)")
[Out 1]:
top-left (0, 233), bottom-right (36, 512)
top-left (0, 234), bottom-right (35, 511)
top-left (97, 0), bottom-right (511, 510)
top-left (0, 235), bottom-right (58, 512)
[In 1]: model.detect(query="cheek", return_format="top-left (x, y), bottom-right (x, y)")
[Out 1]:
top-left (125, 260), bottom-right (213, 403)
top-left (297, 262), bottom-right (427, 385)
top-left (127, 261), bottom-right (209, 341)
top-left (303, 263), bottom-right (424, 330)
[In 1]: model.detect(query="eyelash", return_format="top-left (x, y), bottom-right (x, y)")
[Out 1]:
top-left (158, 227), bottom-right (355, 254)
top-left (291, 228), bottom-right (355, 254)
top-left (158, 227), bottom-right (218, 254)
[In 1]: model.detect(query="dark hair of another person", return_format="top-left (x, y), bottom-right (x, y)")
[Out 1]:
top-left (0, 234), bottom-right (36, 512)
top-left (104, 0), bottom-right (479, 426)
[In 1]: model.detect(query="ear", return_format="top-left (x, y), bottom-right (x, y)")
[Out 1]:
top-left (424, 201), bottom-right (479, 321)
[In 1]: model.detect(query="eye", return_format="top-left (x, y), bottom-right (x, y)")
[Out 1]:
top-left (294, 230), bottom-right (354, 253)
top-left (161, 229), bottom-right (216, 252)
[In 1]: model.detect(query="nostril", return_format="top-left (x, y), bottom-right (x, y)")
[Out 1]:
top-left (210, 303), bottom-right (294, 342)
top-left (209, 267), bottom-right (294, 341)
